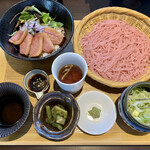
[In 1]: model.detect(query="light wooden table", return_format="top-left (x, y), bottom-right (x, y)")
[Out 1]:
top-left (0, 21), bottom-right (150, 146)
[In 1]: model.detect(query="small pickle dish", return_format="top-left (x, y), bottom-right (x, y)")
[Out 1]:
top-left (33, 91), bottom-right (80, 141)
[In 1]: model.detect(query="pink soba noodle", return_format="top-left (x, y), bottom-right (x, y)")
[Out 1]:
top-left (81, 20), bottom-right (150, 82)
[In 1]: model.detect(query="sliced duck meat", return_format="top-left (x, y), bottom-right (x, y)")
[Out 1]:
top-left (29, 33), bottom-right (43, 57)
top-left (9, 29), bottom-right (28, 45)
top-left (42, 32), bottom-right (55, 53)
top-left (20, 33), bottom-right (33, 56)
top-left (43, 27), bottom-right (64, 45)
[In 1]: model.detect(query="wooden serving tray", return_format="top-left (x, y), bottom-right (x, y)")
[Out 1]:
top-left (0, 21), bottom-right (150, 145)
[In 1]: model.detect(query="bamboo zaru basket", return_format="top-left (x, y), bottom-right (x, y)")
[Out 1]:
top-left (73, 7), bottom-right (150, 88)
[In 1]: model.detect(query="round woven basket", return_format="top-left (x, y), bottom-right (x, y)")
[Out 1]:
top-left (73, 7), bottom-right (150, 88)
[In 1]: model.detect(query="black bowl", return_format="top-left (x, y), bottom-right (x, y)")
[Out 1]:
top-left (118, 87), bottom-right (150, 132)
top-left (0, 82), bottom-right (30, 138)
top-left (33, 91), bottom-right (80, 141)
top-left (0, 0), bottom-right (74, 61)
top-left (122, 81), bottom-right (150, 130)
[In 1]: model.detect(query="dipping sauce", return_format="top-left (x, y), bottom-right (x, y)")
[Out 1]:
top-left (0, 95), bottom-right (24, 125)
top-left (28, 74), bottom-right (47, 92)
top-left (58, 64), bottom-right (83, 84)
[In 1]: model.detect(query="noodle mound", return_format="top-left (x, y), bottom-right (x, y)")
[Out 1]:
top-left (81, 20), bottom-right (150, 82)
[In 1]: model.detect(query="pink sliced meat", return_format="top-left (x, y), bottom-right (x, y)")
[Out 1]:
top-left (29, 33), bottom-right (43, 57)
top-left (42, 32), bottom-right (55, 53)
top-left (9, 29), bottom-right (28, 45)
top-left (20, 33), bottom-right (33, 56)
top-left (43, 27), bottom-right (64, 45)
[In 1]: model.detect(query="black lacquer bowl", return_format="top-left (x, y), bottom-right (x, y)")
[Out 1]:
top-left (0, 0), bottom-right (74, 61)
top-left (118, 82), bottom-right (150, 132)
top-left (0, 82), bottom-right (30, 138)
top-left (123, 82), bottom-right (150, 130)
top-left (33, 91), bottom-right (80, 141)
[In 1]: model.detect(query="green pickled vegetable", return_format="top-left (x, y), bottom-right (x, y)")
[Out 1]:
top-left (45, 104), bottom-right (68, 130)
top-left (45, 118), bottom-right (63, 131)
top-left (52, 105), bottom-right (68, 118)
top-left (50, 121), bottom-right (63, 131)
top-left (46, 105), bottom-right (52, 121)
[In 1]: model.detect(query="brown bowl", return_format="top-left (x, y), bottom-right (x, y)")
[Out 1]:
top-left (33, 91), bottom-right (80, 141)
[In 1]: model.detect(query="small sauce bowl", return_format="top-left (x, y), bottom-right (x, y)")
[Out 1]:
top-left (24, 69), bottom-right (50, 100)
top-left (52, 52), bottom-right (87, 94)
top-left (0, 82), bottom-right (30, 137)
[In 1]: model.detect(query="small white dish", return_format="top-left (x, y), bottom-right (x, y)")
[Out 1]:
top-left (77, 91), bottom-right (117, 135)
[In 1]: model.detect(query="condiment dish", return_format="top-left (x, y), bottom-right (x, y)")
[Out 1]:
top-left (24, 69), bottom-right (50, 100)
top-left (33, 91), bottom-right (80, 141)
top-left (77, 91), bottom-right (116, 135)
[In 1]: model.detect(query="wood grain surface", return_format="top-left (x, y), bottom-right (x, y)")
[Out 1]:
top-left (0, 21), bottom-right (150, 145)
